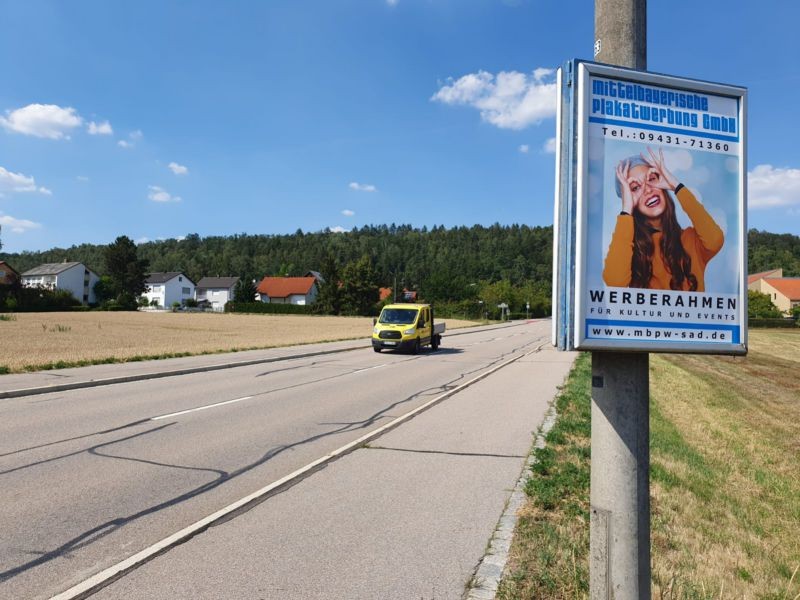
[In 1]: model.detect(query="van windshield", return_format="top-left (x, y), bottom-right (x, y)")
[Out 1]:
top-left (379, 308), bottom-right (418, 325)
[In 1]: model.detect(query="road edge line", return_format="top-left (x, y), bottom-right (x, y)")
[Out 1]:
top-left (49, 339), bottom-right (546, 600)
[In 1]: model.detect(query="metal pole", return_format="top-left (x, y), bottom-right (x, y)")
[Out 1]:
top-left (592, 1), bottom-right (650, 599)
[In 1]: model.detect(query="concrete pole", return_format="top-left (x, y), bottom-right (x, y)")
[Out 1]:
top-left (591, 2), bottom-right (650, 599)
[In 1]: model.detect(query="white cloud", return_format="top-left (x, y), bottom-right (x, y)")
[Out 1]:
top-left (135, 237), bottom-right (150, 245)
top-left (0, 103), bottom-right (83, 139)
top-left (118, 130), bottom-right (143, 148)
top-left (518, 144), bottom-right (530, 154)
top-left (38, 186), bottom-right (53, 196)
top-left (431, 68), bottom-right (557, 130)
top-left (148, 185), bottom-right (182, 203)
top-left (168, 162), bottom-right (189, 176)
top-left (0, 166), bottom-right (37, 193)
top-left (87, 120), bottom-right (113, 135)
top-left (544, 137), bottom-right (557, 154)
top-left (349, 181), bottom-right (377, 192)
top-left (77, 175), bottom-right (89, 182)
top-left (386, 0), bottom-right (399, 5)
top-left (330, 226), bottom-right (347, 233)
top-left (0, 212), bottom-right (42, 233)
top-left (342, 209), bottom-right (355, 216)
top-left (748, 164), bottom-right (800, 208)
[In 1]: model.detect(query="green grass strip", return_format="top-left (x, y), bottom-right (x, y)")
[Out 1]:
top-left (497, 352), bottom-right (591, 599)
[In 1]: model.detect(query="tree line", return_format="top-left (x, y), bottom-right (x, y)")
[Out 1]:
top-left (1, 224), bottom-right (555, 316)
top-left (2, 225), bottom-right (798, 317)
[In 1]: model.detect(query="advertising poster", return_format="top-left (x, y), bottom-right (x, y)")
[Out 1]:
top-left (571, 63), bottom-right (747, 353)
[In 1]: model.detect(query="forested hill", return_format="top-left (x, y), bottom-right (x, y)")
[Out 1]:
top-left (3, 226), bottom-right (798, 301)
top-left (1, 224), bottom-right (554, 301)
top-left (748, 229), bottom-right (800, 276)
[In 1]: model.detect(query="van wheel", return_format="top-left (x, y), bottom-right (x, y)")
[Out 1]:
top-left (412, 339), bottom-right (420, 355)
top-left (431, 335), bottom-right (439, 351)
top-left (373, 347), bottom-right (381, 353)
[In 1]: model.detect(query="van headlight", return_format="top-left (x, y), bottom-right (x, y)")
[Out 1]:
top-left (373, 327), bottom-right (379, 334)
top-left (404, 328), bottom-right (416, 335)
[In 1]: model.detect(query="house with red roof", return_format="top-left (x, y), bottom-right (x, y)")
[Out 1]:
top-left (748, 268), bottom-right (800, 314)
top-left (256, 276), bottom-right (318, 305)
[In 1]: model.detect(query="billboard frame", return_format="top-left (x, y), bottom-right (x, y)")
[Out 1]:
top-left (555, 60), bottom-right (748, 355)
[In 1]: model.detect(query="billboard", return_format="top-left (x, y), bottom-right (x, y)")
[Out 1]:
top-left (553, 61), bottom-right (747, 354)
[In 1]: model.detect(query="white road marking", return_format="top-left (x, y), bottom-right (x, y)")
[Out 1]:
top-left (49, 342), bottom-right (546, 600)
top-left (151, 396), bottom-right (253, 421)
top-left (352, 363), bottom-right (390, 374)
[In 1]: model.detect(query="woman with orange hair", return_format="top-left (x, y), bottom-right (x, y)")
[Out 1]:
top-left (603, 147), bottom-right (724, 291)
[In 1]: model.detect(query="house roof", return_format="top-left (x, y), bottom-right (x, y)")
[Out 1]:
top-left (196, 276), bottom-right (239, 289)
top-left (257, 276), bottom-right (316, 298)
top-left (0, 261), bottom-right (19, 276)
top-left (146, 272), bottom-right (195, 285)
top-left (305, 270), bottom-right (326, 283)
top-left (748, 268), bottom-right (783, 285)
top-left (22, 262), bottom-right (87, 276)
top-left (764, 278), bottom-right (800, 301)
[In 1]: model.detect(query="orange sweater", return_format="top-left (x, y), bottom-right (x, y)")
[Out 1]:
top-left (602, 186), bottom-right (724, 291)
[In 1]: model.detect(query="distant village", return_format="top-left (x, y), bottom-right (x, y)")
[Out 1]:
top-left (0, 260), bottom-right (415, 312)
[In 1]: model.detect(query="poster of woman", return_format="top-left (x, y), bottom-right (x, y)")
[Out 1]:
top-left (563, 61), bottom-right (747, 354)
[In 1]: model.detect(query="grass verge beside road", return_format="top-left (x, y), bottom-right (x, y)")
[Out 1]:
top-left (498, 330), bottom-right (800, 599)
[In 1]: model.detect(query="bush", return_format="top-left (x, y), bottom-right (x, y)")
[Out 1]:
top-left (748, 318), bottom-right (798, 328)
top-left (225, 301), bottom-right (313, 315)
top-left (184, 298), bottom-right (199, 308)
top-left (11, 286), bottom-right (81, 312)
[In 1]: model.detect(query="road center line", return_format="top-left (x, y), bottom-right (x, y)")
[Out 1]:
top-left (352, 363), bottom-right (390, 374)
top-left (151, 396), bottom-right (253, 421)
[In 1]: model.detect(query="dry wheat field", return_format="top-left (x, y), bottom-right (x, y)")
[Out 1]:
top-left (0, 311), bottom-right (477, 372)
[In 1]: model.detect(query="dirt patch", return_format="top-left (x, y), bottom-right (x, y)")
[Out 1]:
top-left (0, 312), bottom-right (477, 372)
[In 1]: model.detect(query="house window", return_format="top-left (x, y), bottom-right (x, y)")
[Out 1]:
top-left (179, 276), bottom-right (183, 282)
top-left (182, 287), bottom-right (191, 295)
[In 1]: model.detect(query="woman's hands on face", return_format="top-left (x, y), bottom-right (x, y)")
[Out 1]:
top-left (641, 146), bottom-right (679, 191)
top-left (615, 159), bottom-right (643, 214)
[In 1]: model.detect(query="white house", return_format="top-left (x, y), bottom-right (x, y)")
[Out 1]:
top-left (255, 276), bottom-right (318, 305)
top-left (144, 272), bottom-right (195, 308)
top-left (195, 276), bottom-right (239, 311)
top-left (21, 262), bottom-right (100, 305)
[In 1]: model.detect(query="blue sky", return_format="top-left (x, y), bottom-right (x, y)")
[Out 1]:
top-left (1, 0), bottom-right (798, 253)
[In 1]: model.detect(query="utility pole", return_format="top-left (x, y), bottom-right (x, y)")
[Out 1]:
top-left (591, 2), bottom-right (650, 599)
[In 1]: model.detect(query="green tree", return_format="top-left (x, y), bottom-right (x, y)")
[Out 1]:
top-left (748, 290), bottom-right (782, 319)
top-left (314, 255), bottom-right (343, 315)
top-left (233, 278), bottom-right (257, 303)
top-left (104, 235), bottom-right (149, 309)
top-left (93, 275), bottom-right (115, 304)
top-left (340, 255), bottom-right (379, 316)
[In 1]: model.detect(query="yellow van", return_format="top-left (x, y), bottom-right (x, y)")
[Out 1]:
top-left (372, 303), bottom-right (445, 353)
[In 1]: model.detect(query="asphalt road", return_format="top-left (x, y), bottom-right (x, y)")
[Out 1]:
top-left (0, 321), bottom-right (571, 599)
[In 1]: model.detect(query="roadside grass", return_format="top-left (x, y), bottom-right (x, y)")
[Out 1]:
top-left (496, 352), bottom-right (591, 599)
top-left (497, 329), bottom-right (800, 599)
